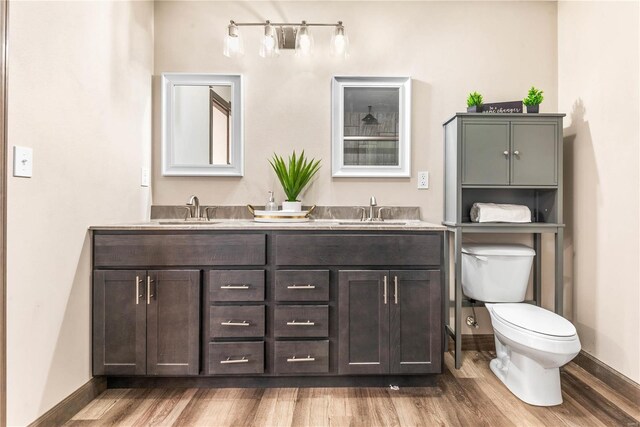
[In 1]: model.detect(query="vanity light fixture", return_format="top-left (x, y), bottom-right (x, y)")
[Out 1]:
top-left (223, 21), bottom-right (244, 58)
top-left (223, 20), bottom-right (347, 58)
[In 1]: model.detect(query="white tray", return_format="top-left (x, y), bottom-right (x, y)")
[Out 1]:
top-left (247, 205), bottom-right (315, 223)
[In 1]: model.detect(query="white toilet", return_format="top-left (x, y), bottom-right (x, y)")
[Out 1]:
top-left (462, 243), bottom-right (581, 406)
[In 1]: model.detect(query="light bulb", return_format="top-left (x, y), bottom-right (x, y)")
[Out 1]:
top-left (259, 22), bottom-right (279, 58)
top-left (295, 23), bottom-right (314, 56)
top-left (331, 22), bottom-right (349, 57)
top-left (223, 22), bottom-right (244, 58)
top-left (333, 35), bottom-right (345, 53)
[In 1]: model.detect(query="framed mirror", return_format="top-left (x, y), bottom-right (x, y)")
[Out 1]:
top-left (332, 76), bottom-right (411, 177)
top-left (162, 73), bottom-right (243, 176)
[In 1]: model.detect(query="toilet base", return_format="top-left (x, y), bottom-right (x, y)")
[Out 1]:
top-left (490, 351), bottom-right (563, 406)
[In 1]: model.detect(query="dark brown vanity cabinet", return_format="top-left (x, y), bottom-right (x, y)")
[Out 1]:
top-left (93, 269), bottom-right (200, 376)
top-left (205, 269), bottom-right (267, 375)
top-left (338, 270), bottom-right (441, 375)
top-left (92, 230), bottom-right (443, 381)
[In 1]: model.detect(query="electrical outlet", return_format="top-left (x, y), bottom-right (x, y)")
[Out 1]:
top-left (417, 171), bottom-right (429, 189)
top-left (141, 167), bottom-right (150, 187)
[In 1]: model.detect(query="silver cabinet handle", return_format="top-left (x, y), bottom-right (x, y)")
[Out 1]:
top-left (135, 276), bottom-right (143, 305)
top-left (286, 320), bottom-right (315, 326)
top-left (503, 150), bottom-right (510, 157)
top-left (513, 150), bottom-right (520, 156)
top-left (220, 357), bottom-right (248, 364)
top-left (220, 284), bottom-right (250, 289)
top-left (287, 355), bottom-right (315, 363)
top-left (383, 275), bottom-right (388, 304)
top-left (147, 276), bottom-right (154, 305)
top-left (287, 284), bottom-right (316, 289)
top-left (221, 320), bottom-right (250, 326)
top-left (394, 276), bottom-right (398, 305)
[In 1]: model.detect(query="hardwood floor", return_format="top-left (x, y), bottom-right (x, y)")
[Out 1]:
top-left (67, 351), bottom-right (640, 426)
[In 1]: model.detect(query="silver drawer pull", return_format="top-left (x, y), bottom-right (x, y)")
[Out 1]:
top-left (286, 320), bottom-right (315, 326)
top-left (287, 284), bottom-right (316, 289)
top-left (220, 357), bottom-right (248, 364)
top-left (287, 355), bottom-right (315, 363)
top-left (221, 320), bottom-right (250, 326)
top-left (220, 285), bottom-right (250, 289)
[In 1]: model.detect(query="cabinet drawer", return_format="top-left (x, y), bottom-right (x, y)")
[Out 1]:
top-left (274, 305), bottom-right (329, 338)
top-left (94, 233), bottom-right (266, 267)
top-left (275, 234), bottom-right (441, 266)
top-left (208, 341), bottom-right (264, 375)
top-left (210, 305), bottom-right (265, 338)
top-left (209, 270), bottom-right (265, 302)
top-left (275, 270), bottom-right (329, 302)
top-left (274, 340), bottom-right (329, 374)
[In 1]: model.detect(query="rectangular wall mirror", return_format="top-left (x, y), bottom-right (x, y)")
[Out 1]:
top-left (332, 76), bottom-right (411, 177)
top-left (162, 73), bottom-right (243, 176)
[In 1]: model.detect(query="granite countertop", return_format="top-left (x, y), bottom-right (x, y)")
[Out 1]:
top-left (89, 219), bottom-right (446, 231)
top-left (90, 205), bottom-right (446, 231)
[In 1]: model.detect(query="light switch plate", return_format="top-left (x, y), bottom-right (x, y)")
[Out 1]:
top-left (13, 146), bottom-right (33, 178)
top-left (141, 167), bottom-right (150, 187)
top-left (417, 171), bottom-right (429, 189)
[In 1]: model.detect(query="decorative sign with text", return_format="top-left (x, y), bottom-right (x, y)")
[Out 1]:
top-left (483, 101), bottom-right (523, 113)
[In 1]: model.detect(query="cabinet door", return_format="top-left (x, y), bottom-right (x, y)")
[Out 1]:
top-left (338, 270), bottom-right (389, 374)
top-left (511, 122), bottom-right (558, 185)
top-left (389, 270), bottom-right (442, 374)
top-left (462, 121), bottom-right (510, 185)
top-left (93, 270), bottom-right (146, 375)
top-left (147, 270), bottom-right (200, 375)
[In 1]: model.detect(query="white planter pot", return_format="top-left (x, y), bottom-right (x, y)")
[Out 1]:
top-left (282, 201), bottom-right (302, 211)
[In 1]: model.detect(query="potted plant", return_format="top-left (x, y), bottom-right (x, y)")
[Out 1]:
top-left (523, 86), bottom-right (544, 113)
top-left (466, 91), bottom-right (484, 113)
top-left (269, 150), bottom-right (321, 211)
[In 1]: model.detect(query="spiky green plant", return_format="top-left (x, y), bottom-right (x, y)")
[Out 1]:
top-left (523, 86), bottom-right (544, 106)
top-left (467, 91), bottom-right (484, 107)
top-left (269, 151), bottom-right (321, 202)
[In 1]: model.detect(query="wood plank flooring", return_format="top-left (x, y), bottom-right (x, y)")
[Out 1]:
top-left (67, 351), bottom-right (640, 426)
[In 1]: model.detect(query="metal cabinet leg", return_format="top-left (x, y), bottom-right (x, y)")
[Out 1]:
top-left (533, 233), bottom-right (542, 306)
top-left (454, 228), bottom-right (462, 369)
top-left (443, 230), bottom-right (449, 351)
top-left (555, 228), bottom-right (564, 315)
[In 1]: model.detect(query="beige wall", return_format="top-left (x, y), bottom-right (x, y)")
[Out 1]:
top-left (558, 1), bottom-right (640, 383)
top-left (154, 0), bottom-right (559, 337)
top-left (6, 1), bottom-right (153, 425)
top-left (153, 0), bottom-right (559, 223)
top-left (6, 2), bottom-right (638, 423)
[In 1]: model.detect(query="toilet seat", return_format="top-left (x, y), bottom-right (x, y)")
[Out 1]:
top-left (486, 303), bottom-right (580, 355)
top-left (491, 303), bottom-right (576, 338)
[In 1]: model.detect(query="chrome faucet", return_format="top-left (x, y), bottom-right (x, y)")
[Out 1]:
top-left (368, 196), bottom-right (377, 221)
top-left (187, 195), bottom-right (201, 219)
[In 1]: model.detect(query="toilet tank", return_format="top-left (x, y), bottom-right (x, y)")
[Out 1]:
top-left (461, 244), bottom-right (535, 303)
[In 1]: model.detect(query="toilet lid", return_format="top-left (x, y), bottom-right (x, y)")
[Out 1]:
top-left (492, 304), bottom-right (577, 337)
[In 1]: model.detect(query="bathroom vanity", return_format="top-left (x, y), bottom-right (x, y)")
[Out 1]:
top-left (90, 220), bottom-right (445, 386)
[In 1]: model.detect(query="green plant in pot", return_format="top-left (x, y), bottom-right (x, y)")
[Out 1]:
top-left (523, 86), bottom-right (544, 113)
top-left (269, 150), bottom-right (321, 211)
top-left (466, 91), bottom-right (484, 113)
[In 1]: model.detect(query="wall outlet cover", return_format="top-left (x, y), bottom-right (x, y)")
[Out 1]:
top-left (417, 171), bottom-right (429, 189)
top-left (13, 146), bottom-right (33, 178)
top-left (141, 167), bottom-right (150, 187)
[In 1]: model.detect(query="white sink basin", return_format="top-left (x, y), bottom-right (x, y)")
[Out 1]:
top-left (337, 220), bottom-right (407, 225)
top-left (155, 220), bottom-right (218, 225)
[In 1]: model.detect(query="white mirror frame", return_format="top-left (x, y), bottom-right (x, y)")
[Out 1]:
top-left (162, 73), bottom-right (244, 176)
top-left (331, 76), bottom-right (411, 178)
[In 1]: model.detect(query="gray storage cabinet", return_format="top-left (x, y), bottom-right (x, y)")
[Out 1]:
top-left (443, 113), bottom-right (565, 369)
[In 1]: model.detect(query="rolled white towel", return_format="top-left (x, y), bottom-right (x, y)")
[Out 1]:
top-left (470, 203), bottom-right (531, 223)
